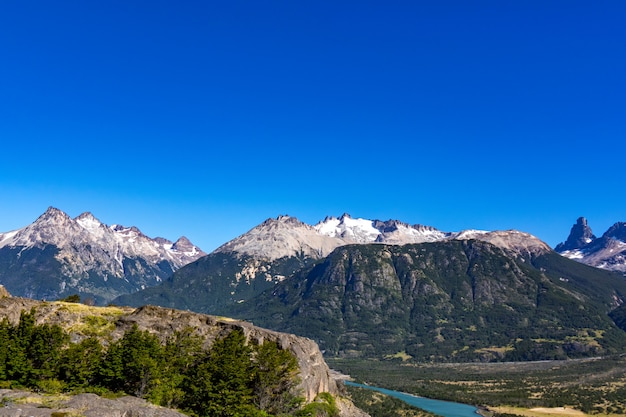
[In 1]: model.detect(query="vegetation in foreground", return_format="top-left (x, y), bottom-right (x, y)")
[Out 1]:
top-left (0, 307), bottom-right (338, 416)
top-left (328, 357), bottom-right (626, 416)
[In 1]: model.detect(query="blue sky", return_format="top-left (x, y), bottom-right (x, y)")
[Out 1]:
top-left (1, 1), bottom-right (624, 252)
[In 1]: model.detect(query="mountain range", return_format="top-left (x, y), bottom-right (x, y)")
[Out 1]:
top-left (115, 213), bottom-right (626, 362)
top-left (114, 214), bottom-right (551, 313)
top-left (2, 208), bottom-right (626, 362)
top-left (0, 207), bottom-right (205, 303)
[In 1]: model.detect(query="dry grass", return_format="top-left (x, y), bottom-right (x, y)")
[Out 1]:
top-left (384, 351), bottom-right (413, 361)
top-left (490, 406), bottom-right (587, 417)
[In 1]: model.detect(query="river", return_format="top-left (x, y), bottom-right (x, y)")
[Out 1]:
top-left (344, 381), bottom-right (481, 417)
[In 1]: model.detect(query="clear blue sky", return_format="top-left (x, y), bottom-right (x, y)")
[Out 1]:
top-left (1, 1), bottom-right (624, 252)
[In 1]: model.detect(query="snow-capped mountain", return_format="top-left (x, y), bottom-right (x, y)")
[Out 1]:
top-left (0, 207), bottom-right (205, 303)
top-left (215, 213), bottom-right (550, 262)
top-left (314, 214), bottom-right (449, 244)
top-left (557, 217), bottom-right (626, 272)
top-left (116, 213), bottom-right (552, 314)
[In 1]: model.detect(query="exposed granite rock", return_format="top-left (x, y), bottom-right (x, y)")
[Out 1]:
top-left (0, 285), bottom-right (10, 298)
top-left (556, 217), bottom-right (596, 252)
top-left (0, 390), bottom-right (188, 417)
top-left (336, 395), bottom-right (372, 417)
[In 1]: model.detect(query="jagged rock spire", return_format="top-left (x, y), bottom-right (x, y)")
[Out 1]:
top-left (555, 217), bottom-right (596, 252)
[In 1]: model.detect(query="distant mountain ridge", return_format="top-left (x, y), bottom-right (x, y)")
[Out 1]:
top-left (556, 217), bottom-right (626, 272)
top-left (214, 213), bottom-right (551, 261)
top-left (0, 207), bottom-right (205, 303)
top-left (117, 213), bottom-right (553, 325)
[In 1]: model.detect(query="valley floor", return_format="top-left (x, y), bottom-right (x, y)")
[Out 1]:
top-left (328, 355), bottom-right (626, 416)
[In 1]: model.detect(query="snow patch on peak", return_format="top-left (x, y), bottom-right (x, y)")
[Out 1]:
top-left (314, 217), bottom-right (341, 237)
top-left (453, 229), bottom-right (490, 240)
top-left (560, 249), bottom-right (586, 260)
top-left (0, 230), bottom-right (19, 248)
top-left (76, 212), bottom-right (104, 232)
top-left (375, 221), bottom-right (448, 244)
top-left (315, 215), bottom-right (380, 243)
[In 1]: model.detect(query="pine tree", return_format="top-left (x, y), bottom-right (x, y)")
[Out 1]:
top-left (6, 309), bottom-right (37, 385)
top-left (99, 324), bottom-right (163, 397)
top-left (60, 337), bottom-right (104, 388)
top-left (0, 318), bottom-right (12, 380)
top-left (252, 340), bottom-right (303, 415)
top-left (184, 328), bottom-right (260, 417)
top-left (149, 327), bottom-right (203, 408)
top-left (29, 322), bottom-right (68, 382)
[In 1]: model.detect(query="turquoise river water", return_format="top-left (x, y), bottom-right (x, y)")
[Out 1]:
top-left (344, 381), bottom-right (481, 417)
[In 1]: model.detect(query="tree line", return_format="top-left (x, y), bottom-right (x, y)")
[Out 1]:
top-left (0, 308), bottom-right (337, 416)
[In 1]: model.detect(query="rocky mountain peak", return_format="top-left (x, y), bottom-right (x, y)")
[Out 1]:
top-left (153, 237), bottom-right (173, 246)
top-left (263, 215), bottom-right (304, 228)
top-left (215, 215), bottom-right (344, 261)
top-left (35, 206), bottom-right (73, 225)
top-left (454, 230), bottom-right (551, 258)
top-left (556, 218), bottom-right (626, 273)
top-left (555, 217), bottom-right (596, 252)
top-left (75, 212), bottom-right (106, 233)
top-left (172, 236), bottom-right (191, 246)
top-left (76, 211), bottom-right (97, 221)
top-left (603, 222), bottom-right (626, 242)
top-left (172, 236), bottom-right (204, 257)
top-left (0, 208), bottom-right (206, 303)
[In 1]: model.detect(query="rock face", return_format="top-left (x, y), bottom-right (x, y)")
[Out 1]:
top-left (214, 215), bottom-right (346, 261)
top-left (0, 285), bottom-right (10, 298)
top-left (116, 305), bottom-right (338, 401)
top-left (556, 217), bottom-right (597, 252)
top-left (0, 297), bottom-right (337, 403)
top-left (557, 217), bottom-right (626, 272)
top-left (0, 390), bottom-right (189, 417)
top-left (0, 207), bottom-right (205, 303)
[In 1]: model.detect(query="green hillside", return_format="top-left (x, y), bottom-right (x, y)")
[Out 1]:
top-left (226, 241), bottom-right (626, 361)
top-left (114, 251), bottom-right (315, 314)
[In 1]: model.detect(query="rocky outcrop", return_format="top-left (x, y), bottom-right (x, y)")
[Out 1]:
top-left (0, 298), bottom-right (337, 403)
top-left (0, 390), bottom-right (188, 417)
top-left (117, 305), bottom-right (338, 401)
top-left (556, 217), bottom-right (596, 252)
top-left (0, 285), bottom-right (10, 298)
